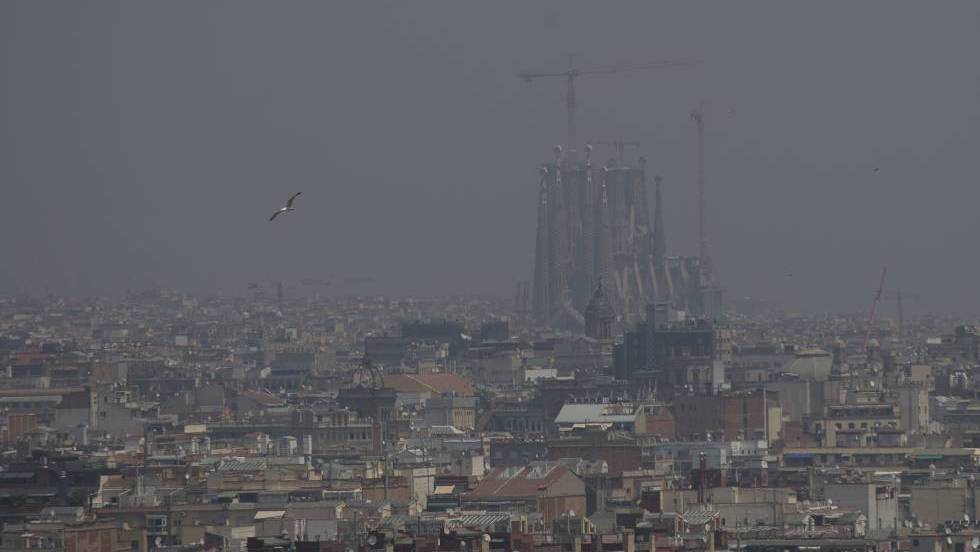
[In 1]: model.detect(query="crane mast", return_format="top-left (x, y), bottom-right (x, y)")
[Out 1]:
top-left (565, 54), bottom-right (578, 164)
top-left (864, 267), bottom-right (887, 353)
top-left (691, 107), bottom-right (709, 282)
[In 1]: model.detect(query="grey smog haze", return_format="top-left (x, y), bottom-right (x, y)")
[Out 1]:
top-left (2, 2), bottom-right (979, 314)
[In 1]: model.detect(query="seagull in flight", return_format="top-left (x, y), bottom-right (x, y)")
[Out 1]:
top-left (269, 192), bottom-right (301, 222)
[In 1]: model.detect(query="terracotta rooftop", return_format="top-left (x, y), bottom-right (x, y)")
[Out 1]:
top-left (382, 373), bottom-right (474, 396)
top-left (465, 463), bottom-right (573, 499)
top-left (238, 390), bottom-right (284, 407)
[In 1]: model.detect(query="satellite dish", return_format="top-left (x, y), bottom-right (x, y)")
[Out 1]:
top-left (827, 499), bottom-right (833, 506)
top-left (704, 523), bottom-right (711, 533)
top-left (483, 535), bottom-right (492, 543)
top-left (971, 537), bottom-right (979, 549)
top-left (948, 537), bottom-right (954, 545)
top-left (367, 535), bottom-right (377, 546)
top-left (966, 514), bottom-right (972, 523)
top-left (946, 527), bottom-right (953, 535)
top-left (568, 509), bottom-right (576, 517)
top-left (154, 537), bottom-right (162, 547)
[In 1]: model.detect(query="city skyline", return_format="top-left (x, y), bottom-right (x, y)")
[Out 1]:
top-left (2, 2), bottom-right (979, 314)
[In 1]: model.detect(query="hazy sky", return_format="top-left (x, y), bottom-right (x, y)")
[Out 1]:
top-left (2, 2), bottom-right (979, 314)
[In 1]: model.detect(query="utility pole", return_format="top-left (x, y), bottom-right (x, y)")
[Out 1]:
top-left (520, 56), bottom-right (701, 162)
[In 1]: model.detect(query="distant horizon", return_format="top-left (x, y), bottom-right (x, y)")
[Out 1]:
top-left (0, 283), bottom-right (968, 324)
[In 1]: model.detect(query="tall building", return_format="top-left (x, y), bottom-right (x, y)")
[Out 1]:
top-left (532, 146), bottom-right (655, 330)
top-left (531, 145), bottom-right (721, 332)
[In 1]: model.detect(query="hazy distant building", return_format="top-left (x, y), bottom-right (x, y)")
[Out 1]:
top-left (263, 341), bottom-right (321, 389)
top-left (584, 281), bottom-right (615, 342)
top-left (423, 394), bottom-right (477, 430)
top-left (530, 146), bottom-right (722, 332)
top-left (479, 319), bottom-right (509, 342)
top-left (809, 403), bottom-right (904, 448)
top-left (613, 305), bottom-right (730, 395)
top-left (783, 348), bottom-right (833, 382)
top-left (364, 336), bottom-right (410, 366)
top-left (672, 389), bottom-right (781, 442)
top-left (531, 148), bottom-right (723, 331)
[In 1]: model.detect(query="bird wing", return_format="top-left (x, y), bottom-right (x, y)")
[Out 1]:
top-left (286, 192), bottom-right (301, 208)
top-left (269, 209), bottom-right (284, 222)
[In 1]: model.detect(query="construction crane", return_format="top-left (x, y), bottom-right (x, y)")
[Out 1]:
top-left (863, 267), bottom-right (888, 352)
top-left (519, 55), bottom-right (701, 161)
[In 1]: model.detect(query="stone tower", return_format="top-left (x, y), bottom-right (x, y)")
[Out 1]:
top-left (585, 280), bottom-right (615, 341)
